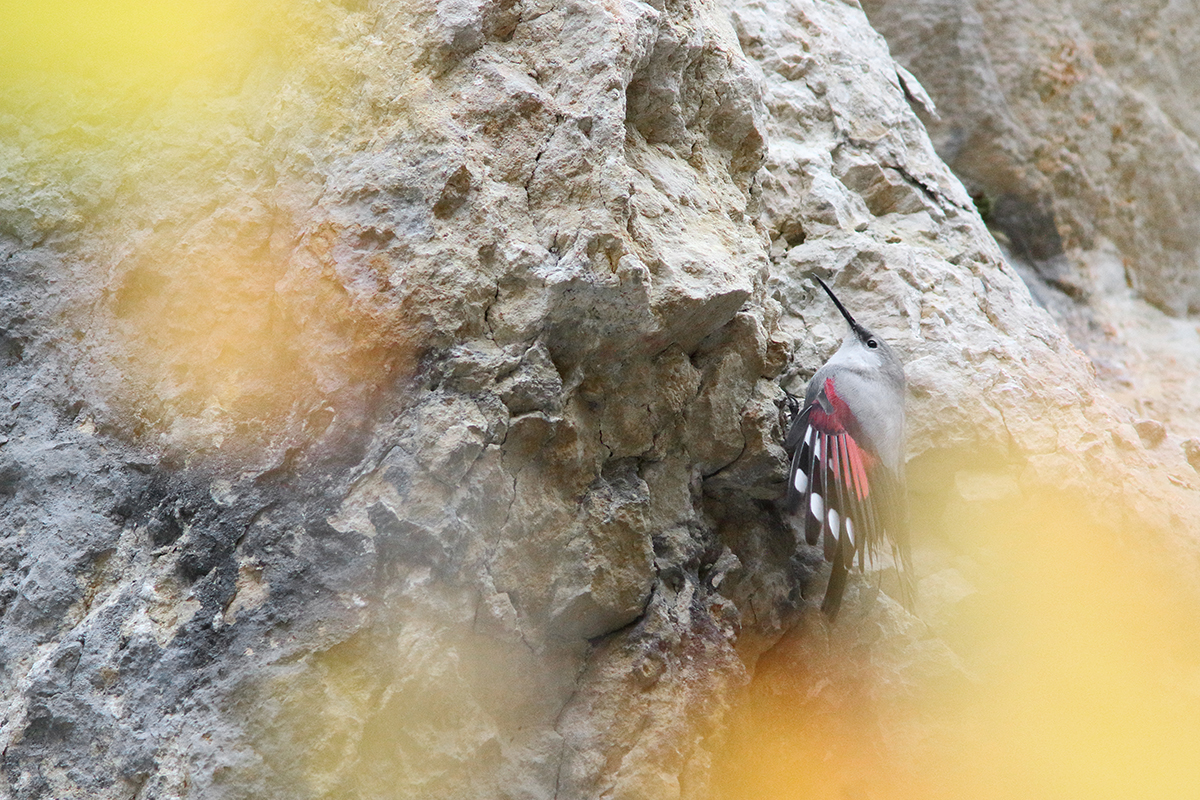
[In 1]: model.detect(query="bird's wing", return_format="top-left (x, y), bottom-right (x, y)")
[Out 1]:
top-left (785, 377), bottom-right (910, 617)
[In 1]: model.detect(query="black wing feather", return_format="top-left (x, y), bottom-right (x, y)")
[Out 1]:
top-left (783, 395), bottom-right (913, 617)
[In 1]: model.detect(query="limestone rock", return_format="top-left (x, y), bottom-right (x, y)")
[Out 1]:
top-left (0, 0), bottom-right (772, 797)
top-left (862, 0), bottom-right (1200, 315)
top-left (863, 0), bottom-right (1200, 441)
top-left (2, 1), bottom-right (1200, 799)
top-left (1184, 439), bottom-right (1200, 473)
top-left (723, 3), bottom-right (1200, 796)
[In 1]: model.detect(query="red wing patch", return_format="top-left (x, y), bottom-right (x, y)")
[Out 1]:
top-left (783, 376), bottom-right (907, 618)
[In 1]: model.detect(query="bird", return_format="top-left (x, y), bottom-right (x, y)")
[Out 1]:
top-left (783, 275), bottom-right (913, 619)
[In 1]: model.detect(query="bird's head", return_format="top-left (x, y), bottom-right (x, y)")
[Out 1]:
top-left (814, 275), bottom-right (905, 384)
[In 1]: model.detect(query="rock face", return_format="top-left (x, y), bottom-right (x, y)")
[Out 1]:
top-left (1, 1), bottom-right (1199, 799)
top-left (861, 0), bottom-right (1200, 316)
top-left (862, 0), bottom-right (1200, 441)
top-left (2, 2), bottom-right (774, 797)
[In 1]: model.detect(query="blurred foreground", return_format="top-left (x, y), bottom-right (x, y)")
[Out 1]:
top-left (716, 480), bottom-right (1200, 799)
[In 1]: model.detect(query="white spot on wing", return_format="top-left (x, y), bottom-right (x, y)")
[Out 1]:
top-left (793, 468), bottom-right (808, 493)
top-left (845, 518), bottom-right (855, 548)
top-left (828, 508), bottom-right (840, 538)
top-left (810, 492), bottom-right (824, 521)
top-left (804, 426), bottom-right (814, 447)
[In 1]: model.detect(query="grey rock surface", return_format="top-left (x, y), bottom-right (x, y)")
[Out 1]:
top-left (863, 0), bottom-right (1200, 442)
top-left (1, 1), bottom-right (1198, 799)
top-left (1, 2), bottom-right (773, 797)
top-left (862, 0), bottom-right (1200, 316)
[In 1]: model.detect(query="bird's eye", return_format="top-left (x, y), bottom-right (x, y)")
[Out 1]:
top-left (867, 339), bottom-right (878, 349)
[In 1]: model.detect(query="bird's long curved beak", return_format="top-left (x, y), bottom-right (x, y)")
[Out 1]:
top-left (813, 275), bottom-right (860, 330)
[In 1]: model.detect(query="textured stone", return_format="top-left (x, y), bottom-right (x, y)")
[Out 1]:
top-left (1134, 418), bottom-right (1167, 449)
top-left (862, 0), bottom-right (1200, 315)
top-left (0, 0), bottom-right (771, 797)
top-left (863, 0), bottom-right (1200, 442)
top-left (1183, 439), bottom-right (1200, 473)
top-left (720, 4), bottom-right (1200, 797)
top-left (3, 1), bottom-right (1200, 799)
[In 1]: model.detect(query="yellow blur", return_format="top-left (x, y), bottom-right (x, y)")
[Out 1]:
top-left (0, 0), bottom-right (248, 85)
top-left (3, 1), bottom-right (431, 459)
top-left (716, 476), bottom-right (1200, 799)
